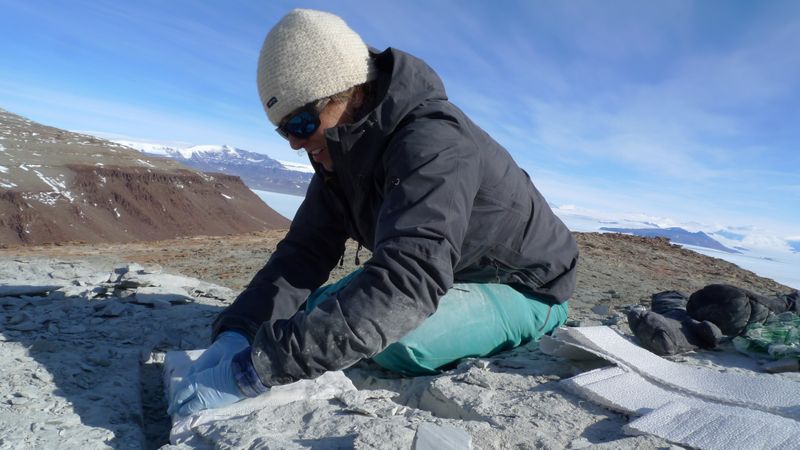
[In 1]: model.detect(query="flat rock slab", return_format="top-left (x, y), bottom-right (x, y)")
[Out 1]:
top-left (0, 258), bottom-right (233, 448)
top-left (0, 341), bottom-right (144, 449)
top-left (0, 284), bottom-right (64, 297)
top-left (412, 422), bottom-right (472, 450)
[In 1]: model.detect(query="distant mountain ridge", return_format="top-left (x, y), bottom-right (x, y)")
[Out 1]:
top-left (115, 140), bottom-right (313, 196)
top-left (0, 108), bottom-right (288, 246)
top-left (599, 226), bottom-right (740, 253)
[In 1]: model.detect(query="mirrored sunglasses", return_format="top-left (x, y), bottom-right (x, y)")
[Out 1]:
top-left (275, 99), bottom-right (329, 140)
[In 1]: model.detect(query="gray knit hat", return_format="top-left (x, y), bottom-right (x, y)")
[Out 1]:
top-left (257, 9), bottom-right (376, 126)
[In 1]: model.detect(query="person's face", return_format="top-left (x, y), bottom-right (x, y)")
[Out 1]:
top-left (286, 101), bottom-right (350, 172)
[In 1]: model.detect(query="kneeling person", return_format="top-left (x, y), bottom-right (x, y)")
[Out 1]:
top-left (170, 8), bottom-right (578, 416)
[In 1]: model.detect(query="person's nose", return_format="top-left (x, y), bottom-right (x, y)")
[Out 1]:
top-left (288, 134), bottom-right (306, 150)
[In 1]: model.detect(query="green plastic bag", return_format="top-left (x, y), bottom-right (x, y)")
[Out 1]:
top-left (733, 312), bottom-right (800, 360)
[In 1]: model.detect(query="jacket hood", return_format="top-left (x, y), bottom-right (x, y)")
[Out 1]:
top-left (363, 48), bottom-right (448, 136)
top-left (323, 48), bottom-right (449, 161)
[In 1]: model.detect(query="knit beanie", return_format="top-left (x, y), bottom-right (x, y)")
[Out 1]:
top-left (257, 9), bottom-right (377, 126)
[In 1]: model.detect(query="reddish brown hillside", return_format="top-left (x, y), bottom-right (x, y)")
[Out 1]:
top-left (0, 108), bottom-right (289, 246)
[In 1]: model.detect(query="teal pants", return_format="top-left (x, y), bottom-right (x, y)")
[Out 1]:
top-left (306, 269), bottom-right (568, 376)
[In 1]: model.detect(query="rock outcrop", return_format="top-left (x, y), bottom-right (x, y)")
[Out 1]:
top-left (0, 108), bottom-right (289, 246)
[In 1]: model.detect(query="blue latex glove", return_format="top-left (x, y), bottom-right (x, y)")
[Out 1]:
top-left (186, 331), bottom-right (249, 377)
top-left (168, 331), bottom-right (247, 412)
top-left (168, 358), bottom-right (244, 416)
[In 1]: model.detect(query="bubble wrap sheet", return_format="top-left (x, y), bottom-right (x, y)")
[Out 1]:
top-left (544, 326), bottom-right (800, 450)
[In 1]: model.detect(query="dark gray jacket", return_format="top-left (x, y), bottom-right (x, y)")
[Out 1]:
top-left (213, 48), bottom-right (578, 386)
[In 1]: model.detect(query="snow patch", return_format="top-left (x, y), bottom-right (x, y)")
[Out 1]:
top-left (23, 192), bottom-right (61, 206)
top-left (113, 140), bottom-right (183, 156)
top-left (279, 160), bottom-right (315, 173)
top-left (221, 193), bottom-right (232, 200)
top-left (33, 170), bottom-right (74, 202)
top-left (0, 181), bottom-right (16, 188)
top-left (0, 165), bottom-right (8, 173)
top-left (185, 144), bottom-right (240, 158)
top-left (0, 143), bottom-right (5, 151)
top-left (137, 159), bottom-right (155, 168)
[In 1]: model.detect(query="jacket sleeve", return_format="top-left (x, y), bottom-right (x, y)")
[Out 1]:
top-left (212, 175), bottom-right (349, 341)
top-left (250, 115), bottom-right (483, 385)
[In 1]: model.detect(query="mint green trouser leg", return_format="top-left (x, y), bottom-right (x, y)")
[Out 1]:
top-left (306, 269), bottom-right (568, 376)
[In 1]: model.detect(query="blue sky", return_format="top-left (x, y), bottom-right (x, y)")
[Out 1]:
top-left (1, 0), bottom-right (798, 241)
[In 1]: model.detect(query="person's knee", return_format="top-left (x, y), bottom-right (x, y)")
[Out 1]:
top-left (372, 342), bottom-right (438, 376)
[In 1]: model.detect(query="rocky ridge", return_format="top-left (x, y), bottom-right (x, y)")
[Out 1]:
top-left (0, 108), bottom-right (289, 246)
top-left (114, 141), bottom-right (313, 196)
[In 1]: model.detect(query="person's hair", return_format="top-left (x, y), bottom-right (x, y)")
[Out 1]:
top-left (327, 81), bottom-right (377, 122)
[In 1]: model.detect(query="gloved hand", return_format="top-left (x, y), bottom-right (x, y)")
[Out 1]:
top-left (168, 358), bottom-right (244, 417)
top-left (168, 331), bottom-right (248, 412)
top-left (185, 331), bottom-right (249, 378)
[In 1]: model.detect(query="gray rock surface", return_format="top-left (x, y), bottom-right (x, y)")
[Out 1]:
top-left (0, 259), bottom-right (231, 449)
top-left (1, 249), bottom-right (794, 449)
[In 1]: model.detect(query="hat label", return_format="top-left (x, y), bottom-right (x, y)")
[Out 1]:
top-left (267, 96), bottom-right (278, 108)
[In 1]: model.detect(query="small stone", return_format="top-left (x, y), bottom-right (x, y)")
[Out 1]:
top-left (456, 370), bottom-right (492, 389)
top-left (8, 395), bottom-right (29, 406)
top-left (0, 285), bottom-right (62, 297)
top-left (569, 437), bottom-right (592, 449)
top-left (412, 423), bottom-right (471, 450)
top-left (134, 286), bottom-right (192, 305)
top-left (93, 301), bottom-right (128, 317)
top-left (763, 358), bottom-right (800, 373)
top-left (16, 390), bottom-right (37, 400)
top-left (9, 322), bottom-right (39, 331)
top-left (602, 313), bottom-right (625, 326)
top-left (7, 311), bottom-right (33, 325)
top-left (345, 406), bottom-right (377, 417)
top-left (88, 356), bottom-right (113, 367)
top-left (60, 325), bottom-right (87, 334)
top-left (591, 304), bottom-right (613, 316)
top-left (29, 339), bottom-right (59, 353)
top-left (126, 263), bottom-right (146, 274)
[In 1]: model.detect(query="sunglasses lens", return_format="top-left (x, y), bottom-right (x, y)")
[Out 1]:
top-left (280, 110), bottom-right (319, 139)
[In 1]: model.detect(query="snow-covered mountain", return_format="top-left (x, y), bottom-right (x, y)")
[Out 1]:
top-left (552, 204), bottom-right (800, 289)
top-left (114, 140), bottom-right (313, 196)
top-left (598, 226), bottom-right (740, 253)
